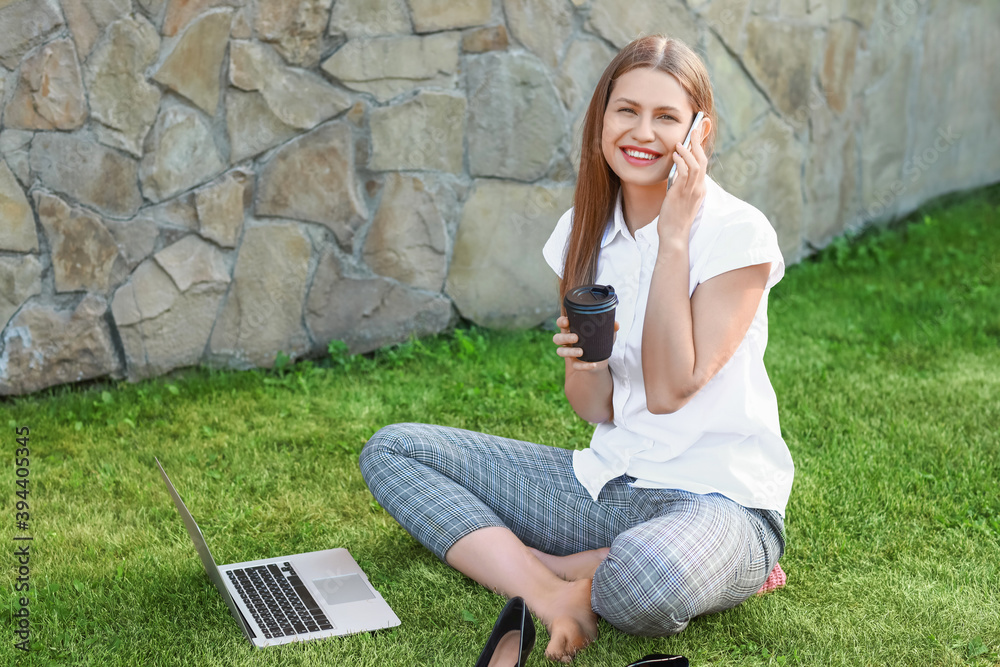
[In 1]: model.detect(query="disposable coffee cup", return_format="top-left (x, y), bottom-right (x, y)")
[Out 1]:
top-left (563, 284), bottom-right (618, 363)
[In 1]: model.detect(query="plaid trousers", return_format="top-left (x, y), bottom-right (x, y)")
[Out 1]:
top-left (359, 422), bottom-right (785, 636)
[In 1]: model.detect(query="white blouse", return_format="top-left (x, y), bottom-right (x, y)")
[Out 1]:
top-left (542, 176), bottom-right (794, 515)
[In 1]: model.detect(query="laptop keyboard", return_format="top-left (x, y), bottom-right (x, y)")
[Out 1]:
top-left (226, 562), bottom-right (334, 639)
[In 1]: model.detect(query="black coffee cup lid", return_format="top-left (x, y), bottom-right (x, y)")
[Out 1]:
top-left (564, 284), bottom-right (617, 313)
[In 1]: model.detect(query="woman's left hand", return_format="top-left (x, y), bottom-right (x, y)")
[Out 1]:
top-left (658, 121), bottom-right (708, 239)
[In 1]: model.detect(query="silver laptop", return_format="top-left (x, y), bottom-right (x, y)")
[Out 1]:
top-left (156, 458), bottom-right (400, 647)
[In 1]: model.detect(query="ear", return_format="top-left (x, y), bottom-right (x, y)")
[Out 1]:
top-left (697, 116), bottom-right (713, 147)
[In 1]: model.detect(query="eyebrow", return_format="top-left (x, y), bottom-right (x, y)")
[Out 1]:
top-left (612, 97), bottom-right (682, 113)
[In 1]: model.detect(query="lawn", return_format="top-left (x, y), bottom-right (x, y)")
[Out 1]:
top-left (2, 183), bottom-right (999, 666)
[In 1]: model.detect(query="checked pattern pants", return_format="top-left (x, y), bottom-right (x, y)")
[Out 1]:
top-left (359, 422), bottom-right (784, 637)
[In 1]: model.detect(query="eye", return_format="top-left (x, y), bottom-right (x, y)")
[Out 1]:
top-left (617, 107), bottom-right (637, 114)
top-left (659, 114), bottom-right (677, 122)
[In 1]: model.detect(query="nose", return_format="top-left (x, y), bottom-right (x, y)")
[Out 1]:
top-left (631, 113), bottom-right (655, 142)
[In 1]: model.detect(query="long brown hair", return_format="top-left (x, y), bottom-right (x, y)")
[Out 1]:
top-left (560, 35), bottom-right (717, 302)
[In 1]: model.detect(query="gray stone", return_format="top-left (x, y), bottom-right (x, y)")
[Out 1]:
top-left (701, 0), bottom-right (750, 53)
top-left (461, 25), bottom-right (509, 53)
top-left (0, 128), bottom-right (30, 189)
top-left (843, 0), bottom-right (877, 29)
top-left (154, 235), bottom-right (230, 292)
top-left (820, 20), bottom-right (858, 114)
top-left (362, 173), bottom-right (449, 291)
top-left (145, 193), bottom-right (199, 231)
top-left (256, 121), bottom-right (367, 249)
top-left (83, 14), bottom-right (162, 157)
top-left (902, 2), bottom-right (1000, 206)
top-left (588, 0), bottom-right (699, 49)
top-left (0, 254), bottom-right (42, 330)
top-left (0, 130), bottom-right (33, 154)
top-left (744, 18), bottom-right (817, 119)
top-left (111, 258), bottom-right (227, 380)
top-left (858, 53), bottom-right (910, 221)
top-left (0, 0), bottom-right (64, 70)
top-left (369, 91), bottom-right (466, 173)
top-left (254, 0), bottom-right (331, 67)
top-left (228, 39), bottom-right (266, 91)
top-left (209, 223), bottom-right (312, 368)
top-left (104, 215), bottom-right (158, 269)
top-left (35, 192), bottom-right (127, 293)
top-left (136, 0), bottom-right (167, 18)
top-left (466, 52), bottom-right (565, 181)
top-left (162, 0), bottom-right (243, 36)
top-left (568, 110), bottom-right (586, 175)
top-left (445, 180), bottom-right (574, 329)
top-left (0, 160), bottom-right (37, 252)
top-left (111, 258), bottom-right (176, 326)
top-left (225, 89), bottom-right (300, 164)
top-left (320, 33), bottom-right (460, 102)
top-left (503, 0), bottom-right (573, 68)
top-left (195, 171), bottom-right (247, 248)
top-left (556, 38), bottom-right (617, 116)
top-left (62, 0), bottom-right (131, 58)
top-left (862, 0), bottom-right (922, 87)
top-left (30, 132), bottom-right (144, 218)
top-left (804, 101), bottom-right (856, 247)
top-left (3, 38), bottom-right (87, 131)
top-left (328, 0), bottom-right (411, 38)
top-left (0, 294), bottom-right (120, 395)
top-left (706, 31), bottom-right (769, 152)
top-left (409, 0), bottom-right (491, 33)
top-left (140, 104), bottom-right (226, 203)
top-left (230, 40), bottom-right (353, 128)
top-left (231, 5), bottom-right (252, 38)
top-left (153, 8), bottom-right (234, 114)
top-left (712, 113), bottom-right (804, 262)
top-left (306, 247), bottom-right (452, 355)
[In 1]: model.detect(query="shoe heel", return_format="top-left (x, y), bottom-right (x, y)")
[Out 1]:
top-left (474, 597), bottom-right (536, 667)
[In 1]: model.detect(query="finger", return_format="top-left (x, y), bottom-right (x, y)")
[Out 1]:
top-left (677, 138), bottom-right (699, 173)
top-left (553, 332), bottom-right (578, 346)
top-left (672, 151), bottom-right (690, 186)
top-left (692, 125), bottom-right (709, 168)
top-left (556, 316), bottom-right (569, 329)
top-left (613, 321), bottom-right (620, 331)
top-left (558, 346), bottom-right (583, 359)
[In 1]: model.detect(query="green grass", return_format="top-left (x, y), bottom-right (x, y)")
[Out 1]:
top-left (2, 183), bottom-right (999, 666)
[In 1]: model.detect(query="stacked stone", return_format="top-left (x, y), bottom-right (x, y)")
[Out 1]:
top-left (1, 0), bottom-right (997, 394)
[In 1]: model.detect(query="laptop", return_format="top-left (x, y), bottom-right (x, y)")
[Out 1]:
top-left (156, 457), bottom-right (401, 647)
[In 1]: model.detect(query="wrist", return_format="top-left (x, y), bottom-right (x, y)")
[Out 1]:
top-left (655, 233), bottom-right (688, 258)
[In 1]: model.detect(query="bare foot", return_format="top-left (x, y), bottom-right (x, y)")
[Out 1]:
top-left (530, 547), bottom-right (610, 582)
top-left (532, 578), bottom-right (599, 663)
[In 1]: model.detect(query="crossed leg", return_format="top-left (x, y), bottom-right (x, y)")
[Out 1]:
top-left (359, 423), bottom-right (627, 662)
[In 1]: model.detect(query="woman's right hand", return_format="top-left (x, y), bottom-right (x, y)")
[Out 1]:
top-left (553, 316), bottom-right (619, 372)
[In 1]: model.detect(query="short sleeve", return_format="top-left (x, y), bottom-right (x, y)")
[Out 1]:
top-left (542, 208), bottom-right (574, 279)
top-left (697, 211), bottom-right (785, 290)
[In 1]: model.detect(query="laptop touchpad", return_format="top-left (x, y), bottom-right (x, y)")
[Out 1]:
top-left (312, 574), bottom-right (376, 606)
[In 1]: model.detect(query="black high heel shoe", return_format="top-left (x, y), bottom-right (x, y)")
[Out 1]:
top-left (474, 597), bottom-right (536, 667)
top-left (625, 655), bottom-right (689, 667)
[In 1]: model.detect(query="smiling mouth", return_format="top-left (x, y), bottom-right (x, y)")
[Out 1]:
top-left (621, 147), bottom-right (662, 161)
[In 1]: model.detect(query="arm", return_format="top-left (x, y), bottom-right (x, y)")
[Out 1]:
top-left (553, 316), bottom-right (616, 423)
top-left (641, 118), bottom-right (769, 414)
top-left (641, 257), bottom-right (769, 414)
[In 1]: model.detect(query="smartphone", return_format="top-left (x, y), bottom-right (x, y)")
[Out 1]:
top-left (666, 111), bottom-right (706, 191)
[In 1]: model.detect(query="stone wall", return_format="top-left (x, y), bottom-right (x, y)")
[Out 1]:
top-left (1, 0), bottom-right (998, 394)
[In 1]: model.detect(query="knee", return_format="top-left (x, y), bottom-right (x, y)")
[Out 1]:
top-left (592, 532), bottom-right (695, 637)
top-left (358, 423), bottom-right (415, 482)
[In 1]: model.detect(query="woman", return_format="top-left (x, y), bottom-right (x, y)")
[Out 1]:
top-left (360, 35), bottom-right (793, 664)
